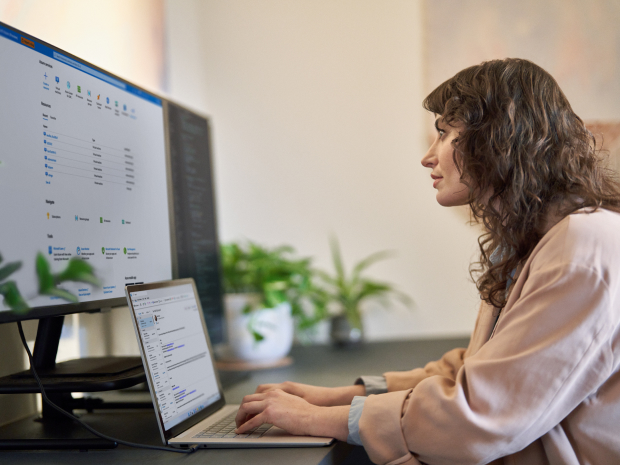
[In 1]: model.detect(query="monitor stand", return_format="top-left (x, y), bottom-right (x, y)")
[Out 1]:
top-left (0, 315), bottom-right (151, 450)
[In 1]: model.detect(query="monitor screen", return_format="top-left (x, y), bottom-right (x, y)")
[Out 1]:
top-left (167, 102), bottom-right (225, 345)
top-left (0, 23), bottom-right (173, 321)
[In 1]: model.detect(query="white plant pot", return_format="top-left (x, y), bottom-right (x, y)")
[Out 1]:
top-left (222, 293), bottom-right (294, 363)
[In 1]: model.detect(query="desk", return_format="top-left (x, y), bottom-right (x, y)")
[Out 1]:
top-left (0, 337), bottom-right (469, 464)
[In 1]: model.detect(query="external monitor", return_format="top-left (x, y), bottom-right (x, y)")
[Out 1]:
top-left (0, 23), bottom-right (235, 430)
top-left (0, 21), bottom-right (173, 323)
top-left (166, 102), bottom-right (225, 346)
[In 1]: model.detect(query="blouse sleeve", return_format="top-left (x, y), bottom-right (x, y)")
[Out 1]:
top-left (358, 262), bottom-right (615, 465)
top-left (383, 347), bottom-right (467, 392)
top-left (380, 301), bottom-right (496, 392)
top-left (346, 395), bottom-right (366, 446)
top-left (354, 375), bottom-right (388, 395)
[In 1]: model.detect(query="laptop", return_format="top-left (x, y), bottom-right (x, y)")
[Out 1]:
top-left (125, 278), bottom-right (334, 448)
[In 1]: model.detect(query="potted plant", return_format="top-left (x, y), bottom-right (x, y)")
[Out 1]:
top-left (219, 241), bottom-right (325, 362)
top-left (317, 238), bottom-right (412, 347)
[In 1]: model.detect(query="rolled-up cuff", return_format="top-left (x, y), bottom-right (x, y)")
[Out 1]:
top-left (355, 375), bottom-right (388, 395)
top-left (346, 396), bottom-right (366, 446)
top-left (359, 390), bottom-right (415, 465)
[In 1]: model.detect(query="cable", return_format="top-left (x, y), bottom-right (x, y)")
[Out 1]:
top-left (16, 321), bottom-right (198, 454)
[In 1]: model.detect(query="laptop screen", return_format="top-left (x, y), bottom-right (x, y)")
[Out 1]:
top-left (128, 282), bottom-right (221, 431)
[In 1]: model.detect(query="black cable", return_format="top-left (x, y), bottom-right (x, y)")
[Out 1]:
top-left (17, 321), bottom-right (198, 454)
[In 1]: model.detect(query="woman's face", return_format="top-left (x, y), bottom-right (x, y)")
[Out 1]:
top-left (421, 117), bottom-right (469, 207)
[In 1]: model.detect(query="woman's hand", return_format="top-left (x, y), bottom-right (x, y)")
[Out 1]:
top-left (253, 381), bottom-right (365, 406)
top-left (234, 389), bottom-right (350, 441)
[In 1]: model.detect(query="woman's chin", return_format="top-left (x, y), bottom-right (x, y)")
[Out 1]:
top-left (436, 193), bottom-right (469, 207)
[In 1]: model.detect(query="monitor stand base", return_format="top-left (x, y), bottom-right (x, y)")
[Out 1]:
top-left (0, 438), bottom-right (118, 451)
top-left (0, 413), bottom-right (120, 450)
top-left (0, 315), bottom-right (150, 450)
top-left (0, 316), bottom-right (147, 395)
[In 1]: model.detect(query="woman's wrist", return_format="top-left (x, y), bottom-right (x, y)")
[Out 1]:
top-left (328, 385), bottom-right (366, 406)
top-left (309, 405), bottom-right (350, 441)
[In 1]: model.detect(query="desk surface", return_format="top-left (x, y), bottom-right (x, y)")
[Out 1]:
top-left (0, 337), bottom-right (469, 464)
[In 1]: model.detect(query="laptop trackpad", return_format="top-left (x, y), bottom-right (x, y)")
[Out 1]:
top-left (262, 426), bottom-right (334, 445)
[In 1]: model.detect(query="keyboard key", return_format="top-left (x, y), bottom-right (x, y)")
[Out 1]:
top-left (194, 411), bottom-right (249, 439)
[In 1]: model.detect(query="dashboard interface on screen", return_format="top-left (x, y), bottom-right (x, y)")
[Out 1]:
top-left (0, 24), bottom-right (172, 312)
top-left (128, 283), bottom-right (221, 431)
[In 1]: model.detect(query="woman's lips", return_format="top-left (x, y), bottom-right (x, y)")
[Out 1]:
top-left (433, 177), bottom-right (443, 188)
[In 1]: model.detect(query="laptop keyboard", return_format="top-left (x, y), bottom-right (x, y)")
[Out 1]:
top-left (192, 412), bottom-right (272, 439)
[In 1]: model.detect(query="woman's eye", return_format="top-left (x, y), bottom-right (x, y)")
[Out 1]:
top-left (438, 130), bottom-right (446, 138)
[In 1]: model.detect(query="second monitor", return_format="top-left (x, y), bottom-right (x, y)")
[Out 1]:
top-left (166, 102), bottom-right (225, 347)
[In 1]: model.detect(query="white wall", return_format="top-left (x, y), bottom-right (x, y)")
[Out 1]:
top-left (166, 0), bottom-right (483, 341)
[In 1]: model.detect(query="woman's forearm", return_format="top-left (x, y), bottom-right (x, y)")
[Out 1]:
top-left (252, 381), bottom-right (366, 407)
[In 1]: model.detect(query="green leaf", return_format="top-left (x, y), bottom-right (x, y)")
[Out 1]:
top-left (42, 287), bottom-right (79, 303)
top-left (36, 252), bottom-right (54, 295)
top-left (394, 290), bottom-right (414, 307)
top-left (356, 281), bottom-right (390, 301)
top-left (264, 289), bottom-right (286, 308)
top-left (251, 330), bottom-right (265, 342)
top-left (329, 236), bottom-right (346, 285)
top-left (0, 281), bottom-right (29, 313)
top-left (0, 261), bottom-right (21, 282)
top-left (351, 250), bottom-right (393, 285)
top-left (315, 269), bottom-right (337, 285)
top-left (55, 258), bottom-right (100, 286)
top-left (263, 279), bottom-right (288, 291)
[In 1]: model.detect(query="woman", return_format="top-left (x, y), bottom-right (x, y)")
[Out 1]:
top-left (234, 58), bottom-right (620, 464)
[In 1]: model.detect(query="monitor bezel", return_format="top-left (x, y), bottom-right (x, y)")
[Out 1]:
top-left (0, 21), bottom-right (173, 324)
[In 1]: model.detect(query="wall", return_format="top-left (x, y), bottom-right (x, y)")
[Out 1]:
top-left (165, 0), bottom-right (483, 342)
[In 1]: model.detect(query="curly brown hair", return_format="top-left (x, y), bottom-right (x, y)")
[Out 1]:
top-left (423, 58), bottom-right (620, 309)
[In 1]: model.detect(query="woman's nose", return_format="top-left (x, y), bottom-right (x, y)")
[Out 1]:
top-left (421, 147), bottom-right (436, 168)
